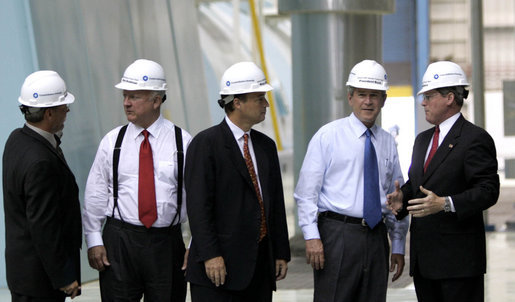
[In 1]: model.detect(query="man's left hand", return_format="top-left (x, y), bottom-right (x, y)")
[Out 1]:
top-left (390, 254), bottom-right (405, 282)
top-left (275, 259), bottom-right (288, 281)
top-left (181, 249), bottom-right (189, 273)
top-left (407, 186), bottom-right (445, 217)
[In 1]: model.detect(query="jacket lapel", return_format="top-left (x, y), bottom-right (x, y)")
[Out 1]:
top-left (22, 125), bottom-right (72, 171)
top-left (252, 131), bottom-right (270, 212)
top-left (220, 120), bottom-right (255, 190)
top-left (422, 115), bottom-right (464, 182)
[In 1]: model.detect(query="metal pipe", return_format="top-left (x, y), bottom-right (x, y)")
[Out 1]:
top-left (249, 0), bottom-right (283, 150)
top-left (471, 0), bottom-right (485, 128)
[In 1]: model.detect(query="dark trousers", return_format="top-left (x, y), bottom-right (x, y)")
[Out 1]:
top-left (100, 218), bottom-right (186, 302)
top-left (413, 270), bottom-right (484, 302)
top-left (190, 237), bottom-right (272, 302)
top-left (314, 214), bottom-right (389, 302)
top-left (11, 292), bottom-right (65, 302)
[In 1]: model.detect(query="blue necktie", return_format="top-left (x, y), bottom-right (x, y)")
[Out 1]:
top-left (364, 129), bottom-right (381, 229)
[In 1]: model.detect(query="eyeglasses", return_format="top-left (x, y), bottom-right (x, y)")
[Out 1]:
top-left (422, 93), bottom-right (439, 101)
top-left (50, 104), bottom-right (70, 112)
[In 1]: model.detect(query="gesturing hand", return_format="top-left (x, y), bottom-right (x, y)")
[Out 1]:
top-left (386, 180), bottom-right (404, 215)
top-left (407, 186), bottom-right (445, 217)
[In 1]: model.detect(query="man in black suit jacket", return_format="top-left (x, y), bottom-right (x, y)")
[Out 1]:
top-left (388, 61), bottom-right (499, 302)
top-left (185, 62), bottom-right (290, 302)
top-left (2, 71), bottom-right (82, 301)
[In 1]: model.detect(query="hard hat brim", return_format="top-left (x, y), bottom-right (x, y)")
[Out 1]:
top-left (18, 92), bottom-right (75, 108)
top-left (218, 83), bottom-right (273, 95)
top-left (417, 83), bottom-right (470, 95)
top-left (115, 82), bottom-right (167, 91)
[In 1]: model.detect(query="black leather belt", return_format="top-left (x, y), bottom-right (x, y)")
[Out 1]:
top-left (319, 211), bottom-right (383, 227)
top-left (106, 217), bottom-right (180, 233)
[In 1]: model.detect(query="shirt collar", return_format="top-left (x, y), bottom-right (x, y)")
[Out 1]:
top-left (25, 123), bottom-right (57, 148)
top-left (349, 112), bottom-right (377, 138)
top-left (438, 112), bottom-right (461, 135)
top-left (225, 115), bottom-right (248, 140)
top-left (129, 115), bottom-right (164, 140)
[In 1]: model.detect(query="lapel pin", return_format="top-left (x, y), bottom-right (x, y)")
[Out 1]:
top-left (449, 144), bottom-right (453, 149)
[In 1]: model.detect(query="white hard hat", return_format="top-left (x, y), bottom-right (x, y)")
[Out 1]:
top-left (418, 61), bottom-right (469, 95)
top-left (18, 70), bottom-right (75, 108)
top-left (219, 62), bottom-right (273, 96)
top-left (346, 60), bottom-right (389, 91)
top-left (115, 59), bottom-right (167, 91)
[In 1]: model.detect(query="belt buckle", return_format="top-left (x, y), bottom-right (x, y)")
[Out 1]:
top-left (361, 219), bottom-right (367, 227)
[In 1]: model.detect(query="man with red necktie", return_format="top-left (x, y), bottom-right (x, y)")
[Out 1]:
top-left (185, 62), bottom-right (290, 302)
top-left (388, 61), bottom-right (500, 302)
top-left (83, 59), bottom-right (192, 301)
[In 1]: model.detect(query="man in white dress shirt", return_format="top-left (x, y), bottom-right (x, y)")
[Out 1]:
top-left (83, 59), bottom-right (192, 301)
top-left (294, 60), bottom-right (409, 302)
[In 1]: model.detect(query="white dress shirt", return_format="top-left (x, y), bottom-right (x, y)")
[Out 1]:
top-left (294, 113), bottom-right (409, 254)
top-left (83, 115), bottom-right (192, 249)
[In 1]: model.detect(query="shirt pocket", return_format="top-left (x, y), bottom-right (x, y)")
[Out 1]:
top-left (157, 160), bottom-right (176, 183)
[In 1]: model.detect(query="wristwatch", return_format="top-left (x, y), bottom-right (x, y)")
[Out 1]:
top-left (443, 196), bottom-right (451, 212)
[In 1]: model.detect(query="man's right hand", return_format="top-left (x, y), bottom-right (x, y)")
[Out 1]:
top-left (386, 180), bottom-right (404, 215)
top-left (204, 256), bottom-right (226, 287)
top-left (305, 239), bottom-right (325, 270)
top-left (87, 245), bottom-right (110, 271)
top-left (60, 280), bottom-right (80, 299)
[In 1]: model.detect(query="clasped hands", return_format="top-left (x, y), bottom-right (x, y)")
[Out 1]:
top-left (387, 180), bottom-right (446, 217)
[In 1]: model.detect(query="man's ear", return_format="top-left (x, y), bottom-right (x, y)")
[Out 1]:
top-left (381, 94), bottom-right (387, 108)
top-left (233, 97), bottom-right (241, 109)
top-left (152, 94), bottom-right (163, 109)
top-left (446, 92), bottom-right (455, 106)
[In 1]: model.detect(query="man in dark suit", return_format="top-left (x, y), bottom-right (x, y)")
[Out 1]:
top-left (3, 70), bottom-right (82, 301)
top-left (185, 61), bottom-right (291, 302)
top-left (387, 61), bottom-right (499, 302)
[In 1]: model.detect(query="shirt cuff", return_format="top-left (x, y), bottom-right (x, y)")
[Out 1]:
top-left (448, 196), bottom-right (457, 212)
top-left (391, 238), bottom-right (406, 255)
top-left (85, 232), bottom-right (104, 249)
top-left (301, 223), bottom-right (321, 240)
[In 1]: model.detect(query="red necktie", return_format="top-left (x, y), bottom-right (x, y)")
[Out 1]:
top-left (424, 126), bottom-right (440, 173)
top-left (243, 134), bottom-right (267, 241)
top-left (139, 130), bottom-right (157, 228)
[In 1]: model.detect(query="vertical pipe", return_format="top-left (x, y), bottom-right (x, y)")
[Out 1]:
top-left (249, 0), bottom-right (283, 150)
top-left (233, 0), bottom-right (241, 59)
top-left (415, 0), bottom-right (431, 134)
top-left (471, 0), bottom-right (485, 128)
top-left (470, 0), bottom-right (490, 229)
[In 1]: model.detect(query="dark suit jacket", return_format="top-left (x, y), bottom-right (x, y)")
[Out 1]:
top-left (2, 125), bottom-right (82, 297)
top-left (185, 120), bottom-right (291, 291)
top-left (399, 115), bottom-right (499, 279)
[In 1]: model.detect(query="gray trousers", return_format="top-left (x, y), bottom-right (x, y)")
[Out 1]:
top-left (314, 215), bottom-right (389, 302)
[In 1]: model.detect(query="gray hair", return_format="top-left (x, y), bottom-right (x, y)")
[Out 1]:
top-left (19, 105), bottom-right (46, 123)
top-left (436, 86), bottom-right (469, 107)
